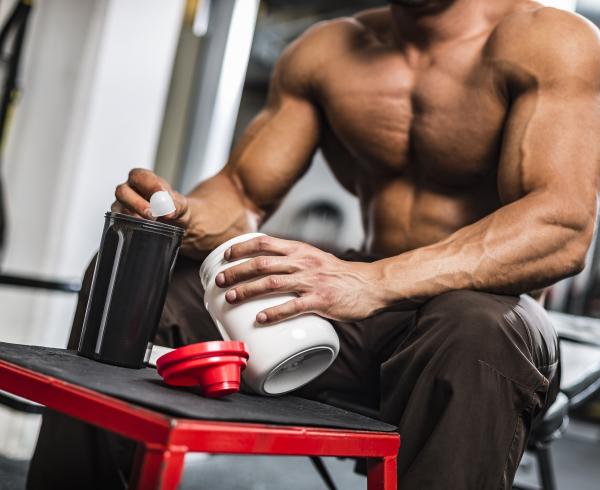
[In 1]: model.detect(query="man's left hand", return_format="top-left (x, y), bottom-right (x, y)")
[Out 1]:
top-left (214, 235), bottom-right (386, 324)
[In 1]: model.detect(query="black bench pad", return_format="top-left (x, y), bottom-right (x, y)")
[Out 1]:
top-left (0, 342), bottom-right (395, 432)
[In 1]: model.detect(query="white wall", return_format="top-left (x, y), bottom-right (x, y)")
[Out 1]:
top-left (0, 0), bottom-right (184, 459)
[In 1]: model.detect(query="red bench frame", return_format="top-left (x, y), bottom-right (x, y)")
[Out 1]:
top-left (0, 359), bottom-right (399, 489)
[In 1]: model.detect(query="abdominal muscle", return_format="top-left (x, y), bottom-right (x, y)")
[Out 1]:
top-left (356, 175), bottom-right (502, 258)
top-left (354, 173), bottom-right (548, 301)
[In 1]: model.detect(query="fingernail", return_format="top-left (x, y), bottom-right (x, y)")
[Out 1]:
top-left (216, 273), bottom-right (225, 286)
top-left (144, 208), bottom-right (154, 220)
top-left (224, 248), bottom-right (231, 260)
top-left (226, 289), bottom-right (237, 302)
top-left (257, 312), bottom-right (267, 323)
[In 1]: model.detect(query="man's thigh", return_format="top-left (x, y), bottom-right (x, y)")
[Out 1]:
top-left (155, 256), bottom-right (221, 347)
top-left (296, 309), bottom-right (417, 412)
top-left (380, 291), bottom-right (560, 423)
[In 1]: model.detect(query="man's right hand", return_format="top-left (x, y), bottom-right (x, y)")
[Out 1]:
top-left (112, 168), bottom-right (190, 228)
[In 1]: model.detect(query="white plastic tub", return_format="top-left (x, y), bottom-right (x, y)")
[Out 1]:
top-left (200, 233), bottom-right (340, 395)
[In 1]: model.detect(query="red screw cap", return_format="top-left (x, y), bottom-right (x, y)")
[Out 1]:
top-left (156, 341), bottom-right (249, 398)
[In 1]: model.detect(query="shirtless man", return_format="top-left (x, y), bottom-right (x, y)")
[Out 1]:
top-left (28, 0), bottom-right (600, 489)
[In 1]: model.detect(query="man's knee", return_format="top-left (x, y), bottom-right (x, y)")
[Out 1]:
top-left (421, 290), bottom-right (516, 329)
top-left (417, 290), bottom-right (520, 358)
top-left (415, 290), bottom-right (550, 396)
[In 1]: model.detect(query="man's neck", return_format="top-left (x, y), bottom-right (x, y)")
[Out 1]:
top-left (389, 0), bottom-right (521, 47)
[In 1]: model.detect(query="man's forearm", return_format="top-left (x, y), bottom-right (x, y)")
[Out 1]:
top-left (374, 193), bottom-right (594, 307)
top-left (181, 171), bottom-right (263, 260)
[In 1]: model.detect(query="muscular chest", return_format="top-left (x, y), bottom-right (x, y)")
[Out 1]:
top-left (319, 46), bottom-right (507, 186)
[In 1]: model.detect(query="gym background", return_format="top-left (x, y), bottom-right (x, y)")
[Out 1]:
top-left (0, 1), bottom-right (599, 489)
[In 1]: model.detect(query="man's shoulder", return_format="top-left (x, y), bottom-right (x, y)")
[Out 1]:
top-left (488, 5), bottom-right (600, 80)
top-left (352, 7), bottom-right (392, 33)
top-left (275, 8), bottom-right (388, 95)
top-left (286, 8), bottom-right (388, 57)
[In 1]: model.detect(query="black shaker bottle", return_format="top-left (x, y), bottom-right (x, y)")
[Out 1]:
top-left (78, 212), bottom-right (183, 368)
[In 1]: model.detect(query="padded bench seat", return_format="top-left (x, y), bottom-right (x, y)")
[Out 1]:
top-left (0, 342), bottom-right (400, 489)
top-left (0, 342), bottom-right (395, 433)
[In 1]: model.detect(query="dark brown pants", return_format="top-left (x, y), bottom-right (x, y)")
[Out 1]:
top-left (28, 255), bottom-right (560, 490)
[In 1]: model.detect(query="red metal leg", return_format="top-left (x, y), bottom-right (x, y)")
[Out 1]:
top-left (130, 443), bottom-right (187, 490)
top-left (0, 358), bottom-right (400, 488)
top-left (367, 456), bottom-right (397, 490)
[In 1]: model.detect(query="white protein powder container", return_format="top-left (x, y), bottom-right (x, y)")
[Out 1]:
top-left (199, 233), bottom-right (340, 395)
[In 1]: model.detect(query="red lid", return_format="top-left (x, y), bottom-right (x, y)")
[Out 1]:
top-left (156, 340), bottom-right (248, 374)
top-left (160, 355), bottom-right (247, 385)
top-left (156, 341), bottom-right (249, 398)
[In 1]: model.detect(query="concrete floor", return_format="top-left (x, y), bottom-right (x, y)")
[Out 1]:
top-left (2, 421), bottom-right (599, 489)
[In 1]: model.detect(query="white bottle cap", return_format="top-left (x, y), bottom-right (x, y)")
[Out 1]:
top-left (150, 191), bottom-right (176, 217)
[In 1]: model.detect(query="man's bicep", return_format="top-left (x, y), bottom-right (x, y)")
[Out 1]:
top-left (223, 92), bottom-right (320, 216)
top-left (222, 25), bottom-right (324, 216)
top-left (496, 9), bottom-right (600, 209)
top-left (497, 85), bottom-right (600, 214)
top-left (497, 28), bottom-right (600, 220)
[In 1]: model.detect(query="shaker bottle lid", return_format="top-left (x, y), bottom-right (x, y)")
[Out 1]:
top-left (156, 341), bottom-right (249, 397)
top-left (150, 191), bottom-right (176, 217)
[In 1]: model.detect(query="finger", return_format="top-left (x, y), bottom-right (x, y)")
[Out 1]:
top-left (115, 183), bottom-right (152, 218)
top-left (110, 201), bottom-right (125, 213)
top-left (256, 297), bottom-right (314, 324)
top-left (171, 191), bottom-right (188, 216)
top-left (225, 274), bottom-right (297, 304)
top-left (157, 190), bottom-right (189, 223)
top-left (216, 256), bottom-right (297, 287)
top-left (226, 236), bottom-right (298, 261)
top-left (110, 201), bottom-right (142, 218)
top-left (127, 168), bottom-right (187, 223)
top-left (127, 168), bottom-right (166, 200)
